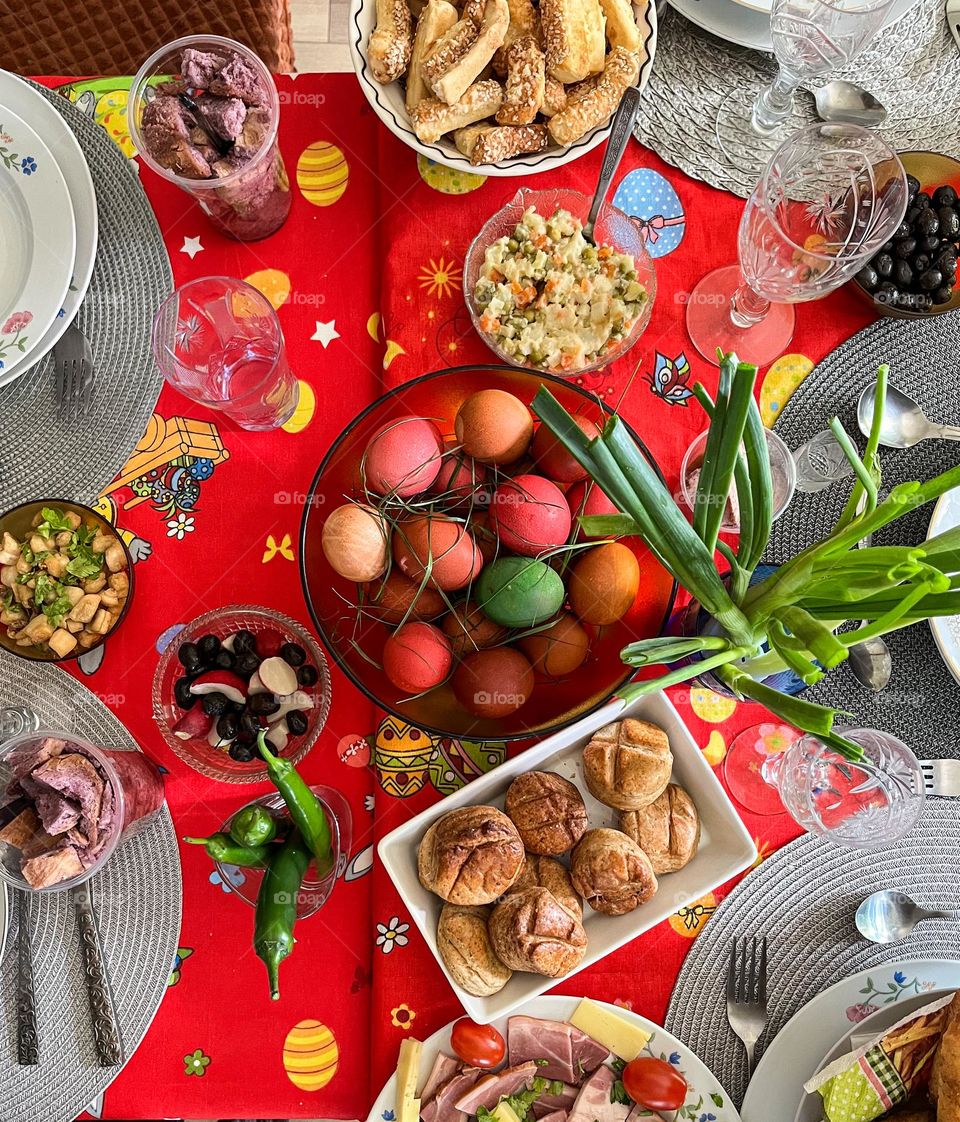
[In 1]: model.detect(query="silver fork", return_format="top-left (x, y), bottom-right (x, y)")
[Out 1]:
top-left (726, 936), bottom-right (768, 1077)
top-left (53, 322), bottom-right (94, 420)
top-left (920, 759), bottom-right (960, 797)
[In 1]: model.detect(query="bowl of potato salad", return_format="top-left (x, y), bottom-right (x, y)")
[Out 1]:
top-left (465, 187), bottom-right (656, 374)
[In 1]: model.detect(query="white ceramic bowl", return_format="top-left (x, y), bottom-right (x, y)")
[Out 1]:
top-left (377, 689), bottom-right (757, 1022)
top-left (348, 0), bottom-right (657, 177)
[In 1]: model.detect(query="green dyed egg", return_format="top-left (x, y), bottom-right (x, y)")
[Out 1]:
top-left (476, 557), bottom-right (565, 628)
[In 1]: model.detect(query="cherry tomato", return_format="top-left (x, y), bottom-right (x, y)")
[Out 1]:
top-left (622, 1057), bottom-right (688, 1111)
top-left (450, 1018), bottom-right (506, 1069)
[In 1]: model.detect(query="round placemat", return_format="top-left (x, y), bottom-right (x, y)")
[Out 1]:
top-left (0, 651), bottom-right (181, 1122)
top-left (665, 800), bottom-right (960, 1107)
top-left (0, 83), bottom-right (171, 509)
top-left (763, 311), bottom-right (960, 759)
top-left (636, 0), bottom-right (960, 197)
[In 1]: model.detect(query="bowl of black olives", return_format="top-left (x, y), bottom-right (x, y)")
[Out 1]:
top-left (152, 604), bottom-right (331, 782)
top-left (853, 151), bottom-right (960, 319)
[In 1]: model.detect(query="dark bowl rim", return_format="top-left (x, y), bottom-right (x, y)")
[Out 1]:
top-left (0, 497), bottom-right (135, 664)
top-left (297, 363), bottom-right (679, 743)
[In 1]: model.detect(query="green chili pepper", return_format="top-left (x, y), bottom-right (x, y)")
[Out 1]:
top-left (229, 804), bottom-right (278, 848)
top-left (254, 828), bottom-right (310, 1000)
top-left (256, 731), bottom-right (333, 876)
top-left (182, 833), bottom-right (270, 867)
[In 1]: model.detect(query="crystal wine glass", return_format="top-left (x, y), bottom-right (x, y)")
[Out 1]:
top-left (715, 0), bottom-right (895, 177)
top-left (687, 123), bottom-right (908, 367)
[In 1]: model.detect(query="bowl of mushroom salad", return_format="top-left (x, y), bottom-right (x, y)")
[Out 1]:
top-left (0, 500), bottom-right (133, 662)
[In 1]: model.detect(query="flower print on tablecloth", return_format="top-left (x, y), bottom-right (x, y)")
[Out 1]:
top-left (209, 865), bottom-right (245, 893)
top-left (376, 916), bottom-right (410, 954)
top-left (419, 256), bottom-right (462, 299)
top-left (167, 512), bottom-right (195, 540)
top-left (0, 310), bottom-right (33, 368)
top-left (184, 1048), bottom-right (210, 1076)
top-left (167, 947), bottom-right (193, 987)
top-left (390, 1004), bottom-right (416, 1030)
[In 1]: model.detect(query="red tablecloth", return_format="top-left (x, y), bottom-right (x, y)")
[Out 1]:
top-left (36, 71), bottom-right (879, 1120)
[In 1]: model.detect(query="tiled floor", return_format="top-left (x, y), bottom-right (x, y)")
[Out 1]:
top-left (291, 0), bottom-right (352, 71)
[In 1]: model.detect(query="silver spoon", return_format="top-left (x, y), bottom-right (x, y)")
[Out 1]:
top-left (856, 889), bottom-right (960, 943)
top-left (858, 382), bottom-right (960, 449)
top-left (805, 80), bottom-right (887, 127)
top-left (583, 85), bottom-right (643, 245)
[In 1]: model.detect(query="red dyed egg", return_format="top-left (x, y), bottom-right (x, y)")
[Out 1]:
top-left (364, 416), bottom-right (444, 497)
top-left (432, 442), bottom-right (490, 506)
top-left (530, 415), bottom-right (599, 482)
top-left (393, 514), bottom-right (483, 591)
top-left (453, 647), bottom-right (534, 717)
top-left (488, 474), bottom-right (572, 557)
top-left (567, 481), bottom-right (624, 539)
top-left (383, 622), bottom-right (453, 693)
top-left (362, 569), bottom-right (446, 623)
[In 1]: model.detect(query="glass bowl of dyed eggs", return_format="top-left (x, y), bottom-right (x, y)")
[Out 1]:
top-left (299, 365), bottom-right (677, 742)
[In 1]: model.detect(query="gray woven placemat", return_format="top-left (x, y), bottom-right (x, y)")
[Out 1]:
top-left (665, 800), bottom-right (960, 1108)
top-left (636, 0), bottom-right (960, 198)
top-left (763, 312), bottom-right (960, 759)
top-left (0, 651), bottom-right (181, 1122)
top-left (0, 83), bottom-right (171, 508)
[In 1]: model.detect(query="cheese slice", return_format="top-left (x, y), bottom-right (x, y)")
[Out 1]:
top-left (395, 1038), bottom-right (423, 1122)
top-left (490, 1103), bottom-right (524, 1122)
top-left (569, 998), bottom-right (652, 1061)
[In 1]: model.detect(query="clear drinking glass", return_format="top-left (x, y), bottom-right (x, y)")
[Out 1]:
top-left (687, 123), bottom-right (907, 367)
top-left (793, 429), bottom-right (857, 492)
top-left (152, 276), bottom-right (299, 431)
top-left (715, 0), bottom-right (895, 176)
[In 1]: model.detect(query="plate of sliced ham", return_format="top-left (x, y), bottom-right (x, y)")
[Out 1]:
top-left (369, 995), bottom-right (740, 1122)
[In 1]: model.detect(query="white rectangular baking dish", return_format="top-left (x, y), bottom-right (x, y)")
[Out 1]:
top-left (377, 690), bottom-right (757, 1023)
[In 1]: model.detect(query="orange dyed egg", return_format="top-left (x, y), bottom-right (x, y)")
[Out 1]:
top-left (454, 389), bottom-right (533, 464)
top-left (453, 647), bottom-right (534, 717)
top-left (322, 503), bottom-right (389, 582)
top-left (362, 569), bottom-right (446, 623)
top-left (393, 514), bottom-right (483, 591)
top-left (383, 622), bottom-right (453, 693)
top-left (568, 543), bottom-right (640, 625)
top-left (530, 415), bottom-right (599, 482)
top-left (364, 415), bottom-right (444, 497)
top-left (488, 474), bottom-right (572, 557)
top-left (519, 613), bottom-right (589, 677)
top-left (441, 602), bottom-right (508, 658)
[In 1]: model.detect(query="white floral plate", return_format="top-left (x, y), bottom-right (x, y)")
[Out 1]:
top-left (927, 486), bottom-right (960, 687)
top-left (0, 102), bottom-right (76, 379)
top-left (741, 957), bottom-right (960, 1122)
top-left (367, 995), bottom-right (741, 1122)
top-left (0, 72), bottom-right (97, 386)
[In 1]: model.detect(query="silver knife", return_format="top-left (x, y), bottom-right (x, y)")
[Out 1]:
top-left (16, 889), bottom-right (39, 1065)
top-left (72, 882), bottom-right (124, 1066)
top-left (948, 0), bottom-right (960, 53)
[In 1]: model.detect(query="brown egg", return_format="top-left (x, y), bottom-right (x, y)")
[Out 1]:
top-left (455, 389), bottom-right (534, 464)
top-left (362, 569), bottom-right (446, 623)
top-left (454, 647), bottom-right (535, 718)
top-left (519, 613), bottom-right (590, 677)
top-left (322, 503), bottom-right (389, 582)
top-left (441, 603), bottom-right (508, 658)
top-left (568, 543), bottom-right (640, 625)
top-left (530, 415), bottom-right (599, 482)
top-left (393, 514), bottom-right (483, 591)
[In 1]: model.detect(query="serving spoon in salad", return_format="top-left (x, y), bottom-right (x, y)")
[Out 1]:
top-left (583, 85), bottom-right (643, 246)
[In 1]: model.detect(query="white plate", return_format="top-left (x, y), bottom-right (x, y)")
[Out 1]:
top-left (928, 486), bottom-right (960, 687)
top-left (742, 957), bottom-right (960, 1122)
top-left (0, 104), bottom-right (76, 378)
top-left (667, 0), bottom-right (919, 52)
top-left (0, 72), bottom-right (97, 387)
top-left (349, 0), bottom-right (657, 177)
top-left (367, 994), bottom-right (742, 1122)
top-left (377, 691), bottom-right (757, 1023)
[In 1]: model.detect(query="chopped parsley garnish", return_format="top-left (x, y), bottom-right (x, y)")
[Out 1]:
top-left (36, 507), bottom-right (74, 537)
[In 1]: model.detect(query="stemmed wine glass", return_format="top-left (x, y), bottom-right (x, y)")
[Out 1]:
top-left (715, 0), bottom-right (895, 177)
top-left (724, 727), bottom-right (925, 849)
top-left (686, 123), bottom-right (908, 367)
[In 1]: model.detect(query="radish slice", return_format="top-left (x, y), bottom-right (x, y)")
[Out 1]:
top-left (222, 634), bottom-right (236, 652)
top-left (259, 657), bottom-right (298, 697)
top-left (265, 719), bottom-right (289, 752)
top-left (248, 670), bottom-right (267, 696)
top-left (208, 723), bottom-right (231, 749)
top-left (172, 707), bottom-right (214, 741)
top-left (271, 691), bottom-right (315, 721)
top-left (189, 669), bottom-right (247, 705)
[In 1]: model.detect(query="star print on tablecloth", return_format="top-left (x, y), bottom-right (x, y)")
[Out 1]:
top-left (311, 320), bottom-right (340, 347)
top-left (180, 236), bottom-right (204, 259)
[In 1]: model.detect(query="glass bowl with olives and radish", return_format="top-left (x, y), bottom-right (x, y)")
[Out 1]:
top-left (152, 604), bottom-right (331, 782)
top-left (852, 151), bottom-right (960, 319)
top-left (299, 365), bottom-right (677, 743)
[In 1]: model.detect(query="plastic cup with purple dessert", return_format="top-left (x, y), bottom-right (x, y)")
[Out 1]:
top-left (128, 34), bottom-right (291, 241)
top-left (0, 730), bottom-right (165, 891)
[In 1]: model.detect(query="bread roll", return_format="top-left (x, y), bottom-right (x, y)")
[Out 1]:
top-left (570, 827), bottom-right (657, 915)
top-left (418, 805), bottom-right (525, 903)
top-left (504, 770), bottom-right (588, 855)
top-left (507, 853), bottom-right (582, 920)
top-left (437, 903), bottom-right (512, 995)
top-left (620, 784), bottom-right (700, 874)
top-left (582, 718), bottom-right (673, 810)
top-left (930, 992), bottom-right (960, 1121)
top-left (489, 885), bottom-right (587, 976)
